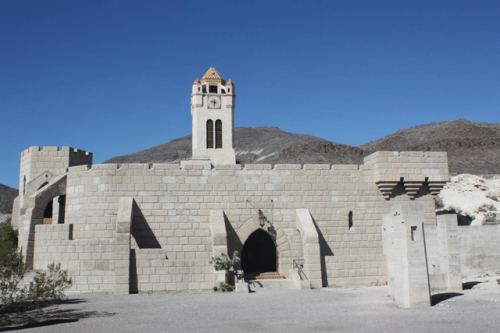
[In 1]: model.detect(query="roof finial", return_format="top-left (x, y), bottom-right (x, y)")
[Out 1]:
top-left (201, 67), bottom-right (225, 85)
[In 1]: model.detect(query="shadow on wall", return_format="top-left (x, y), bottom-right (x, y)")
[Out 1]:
top-left (131, 201), bottom-right (161, 249)
top-left (437, 210), bottom-right (472, 225)
top-left (225, 213), bottom-right (243, 271)
top-left (389, 180), bottom-right (431, 201)
top-left (311, 216), bottom-right (334, 287)
top-left (129, 249), bottom-right (138, 294)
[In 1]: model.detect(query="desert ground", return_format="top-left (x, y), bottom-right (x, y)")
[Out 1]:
top-left (4, 281), bottom-right (500, 333)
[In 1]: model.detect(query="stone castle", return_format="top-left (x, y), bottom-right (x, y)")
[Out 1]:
top-left (11, 68), bottom-right (500, 307)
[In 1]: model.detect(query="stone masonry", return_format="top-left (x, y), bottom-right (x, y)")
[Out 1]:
top-left (11, 68), bottom-right (500, 299)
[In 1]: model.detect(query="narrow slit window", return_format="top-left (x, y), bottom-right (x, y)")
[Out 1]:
top-left (348, 211), bottom-right (353, 230)
top-left (411, 226), bottom-right (417, 241)
top-left (206, 120), bottom-right (214, 149)
top-left (23, 176), bottom-right (26, 194)
top-left (215, 120), bottom-right (222, 149)
top-left (58, 195), bottom-right (66, 224)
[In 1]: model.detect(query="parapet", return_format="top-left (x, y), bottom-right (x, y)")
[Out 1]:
top-left (21, 146), bottom-right (92, 158)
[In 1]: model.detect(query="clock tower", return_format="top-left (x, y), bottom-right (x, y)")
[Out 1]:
top-left (190, 67), bottom-right (236, 165)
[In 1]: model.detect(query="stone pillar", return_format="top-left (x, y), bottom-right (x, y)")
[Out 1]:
top-left (437, 213), bottom-right (462, 291)
top-left (296, 209), bottom-right (322, 289)
top-left (210, 210), bottom-right (230, 286)
top-left (383, 204), bottom-right (431, 308)
top-left (52, 196), bottom-right (60, 225)
top-left (114, 197), bottom-right (134, 295)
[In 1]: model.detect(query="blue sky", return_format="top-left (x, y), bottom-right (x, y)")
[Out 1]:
top-left (1, 0), bottom-right (499, 189)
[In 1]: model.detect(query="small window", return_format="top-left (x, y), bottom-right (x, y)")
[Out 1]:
top-left (198, 87), bottom-right (200, 92)
top-left (221, 89), bottom-right (226, 94)
top-left (202, 86), bottom-right (207, 93)
top-left (207, 120), bottom-right (214, 149)
top-left (348, 211), bottom-right (353, 230)
top-left (228, 88), bottom-right (231, 93)
top-left (215, 120), bottom-right (222, 149)
top-left (209, 85), bottom-right (218, 94)
top-left (58, 195), bottom-right (66, 224)
top-left (411, 226), bottom-right (417, 241)
top-left (23, 176), bottom-right (26, 194)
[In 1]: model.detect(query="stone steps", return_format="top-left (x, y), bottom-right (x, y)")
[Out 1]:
top-left (244, 272), bottom-right (285, 281)
top-left (246, 278), bottom-right (296, 292)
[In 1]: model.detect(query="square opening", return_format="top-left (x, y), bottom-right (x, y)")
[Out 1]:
top-left (411, 226), bottom-right (417, 241)
top-left (209, 85), bottom-right (218, 94)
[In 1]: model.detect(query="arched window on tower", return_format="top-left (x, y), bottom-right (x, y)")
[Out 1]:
top-left (207, 120), bottom-right (214, 149)
top-left (215, 120), bottom-right (222, 149)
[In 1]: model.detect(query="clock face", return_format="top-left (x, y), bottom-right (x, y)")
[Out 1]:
top-left (207, 96), bottom-right (221, 109)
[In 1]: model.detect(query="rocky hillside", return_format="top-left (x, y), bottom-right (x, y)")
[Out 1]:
top-left (359, 119), bottom-right (500, 175)
top-left (103, 119), bottom-right (500, 175)
top-left (105, 127), bottom-right (324, 165)
top-left (0, 184), bottom-right (17, 215)
top-left (275, 141), bottom-right (365, 165)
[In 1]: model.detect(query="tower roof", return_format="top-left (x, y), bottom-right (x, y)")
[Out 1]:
top-left (201, 67), bottom-right (225, 85)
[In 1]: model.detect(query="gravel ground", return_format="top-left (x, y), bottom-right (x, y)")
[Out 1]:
top-left (3, 285), bottom-right (500, 333)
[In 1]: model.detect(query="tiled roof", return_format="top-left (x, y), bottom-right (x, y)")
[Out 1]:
top-left (201, 67), bottom-right (225, 85)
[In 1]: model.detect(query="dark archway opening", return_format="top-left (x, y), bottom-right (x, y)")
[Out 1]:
top-left (241, 229), bottom-right (277, 274)
top-left (43, 199), bottom-right (53, 225)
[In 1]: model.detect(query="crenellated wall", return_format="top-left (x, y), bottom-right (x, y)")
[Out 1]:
top-left (19, 150), bottom-right (452, 294)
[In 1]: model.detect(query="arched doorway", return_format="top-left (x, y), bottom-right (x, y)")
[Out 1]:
top-left (241, 229), bottom-right (277, 274)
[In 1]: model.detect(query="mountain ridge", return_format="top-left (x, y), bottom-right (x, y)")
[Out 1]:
top-left (104, 119), bottom-right (500, 175)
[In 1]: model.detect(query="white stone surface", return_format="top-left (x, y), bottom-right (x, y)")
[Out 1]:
top-left (438, 174), bottom-right (500, 225)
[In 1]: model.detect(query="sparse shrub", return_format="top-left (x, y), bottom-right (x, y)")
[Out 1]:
top-left (210, 251), bottom-right (240, 272)
top-left (486, 192), bottom-right (499, 202)
top-left (210, 251), bottom-right (240, 290)
top-left (215, 282), bottom-right (235, 292)
top-left (0, 221), bottom-right (72, 320)
top-left (484, 212), bottom-right (499, 224)
top-left (476, 204), bottom-right (497, 213)
top-left (0, 221), bottom-right (18, 262)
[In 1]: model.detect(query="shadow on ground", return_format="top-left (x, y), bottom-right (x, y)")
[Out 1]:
top-left (431, 292), bottom-right (464, 306)
top-left (0, 300), bottom-right (116, 332)
top-left (462, 281), bottom-right (482, 290)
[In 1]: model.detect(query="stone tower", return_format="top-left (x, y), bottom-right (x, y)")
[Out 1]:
top-left (190, 67), bottom-right (236, 165)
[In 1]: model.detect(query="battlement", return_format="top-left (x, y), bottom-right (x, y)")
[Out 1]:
top-left (62, 151), bottom-right (444, 178)
top-left (21, 146), bottom-right (92, 158)
top-left (363, 151), bottom-right (448, 164)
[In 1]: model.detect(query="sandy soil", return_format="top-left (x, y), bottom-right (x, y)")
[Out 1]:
top-left (4, 283), bottom-right (500, 333)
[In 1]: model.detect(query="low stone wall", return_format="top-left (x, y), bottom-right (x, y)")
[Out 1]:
top-left (131, 250), bottom-right (212, 292)
top-left (34, 223), bottom-right (115, 294)
top-left (458, 225), bottom-right (500, 277)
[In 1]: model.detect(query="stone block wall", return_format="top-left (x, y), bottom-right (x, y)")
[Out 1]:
top-left (458, 225), bottom-right (500, 277)
top-left (16, 146), bottom-right (92, 212)
top-left (33, 223), bottom-right (115, 294)
top-left (21, 151), bottom-right (450, 294)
